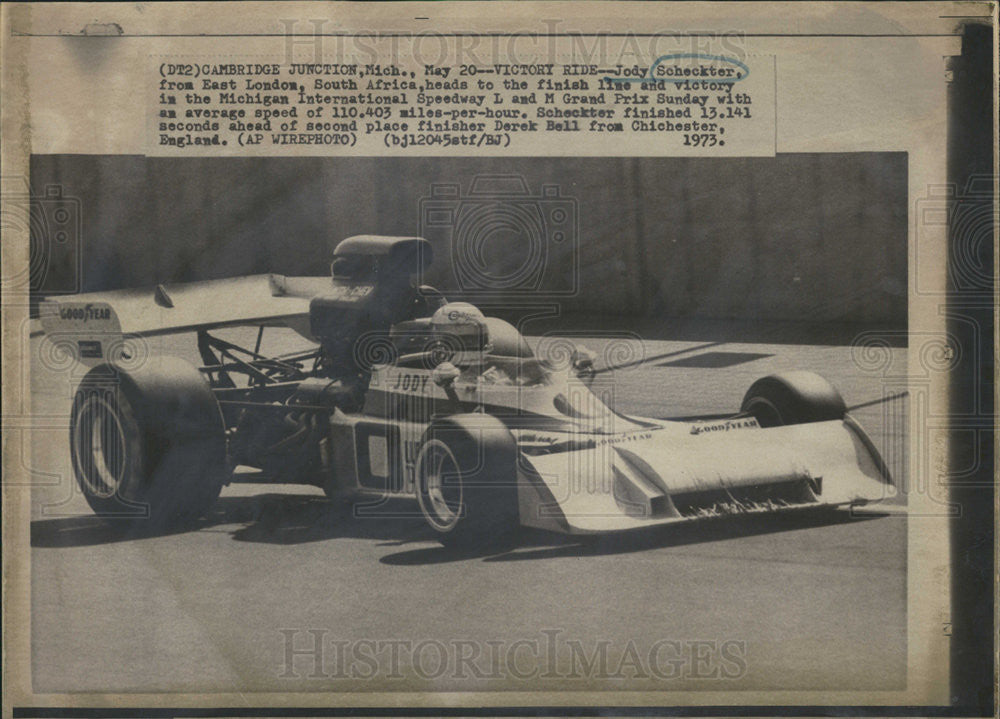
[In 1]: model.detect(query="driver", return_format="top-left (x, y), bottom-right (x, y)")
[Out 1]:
top-left (428, 302), bottom-right (491, 368)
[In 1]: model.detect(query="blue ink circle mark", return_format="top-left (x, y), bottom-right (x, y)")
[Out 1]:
top-left (605, 53), bottom-right (750, 86)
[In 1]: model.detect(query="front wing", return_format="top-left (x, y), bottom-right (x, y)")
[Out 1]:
top-left (515, 418), bottom-right (895, 534)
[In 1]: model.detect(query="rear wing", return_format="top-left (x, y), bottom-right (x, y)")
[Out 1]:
top-left (38, 274), bottom-right (332, 365)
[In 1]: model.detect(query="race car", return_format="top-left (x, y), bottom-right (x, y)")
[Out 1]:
top-left (40, 235), bottom-right (895, 546)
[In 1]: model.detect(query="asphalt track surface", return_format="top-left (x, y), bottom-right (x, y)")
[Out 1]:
top-left (26, 326), bottom-right (908, 695)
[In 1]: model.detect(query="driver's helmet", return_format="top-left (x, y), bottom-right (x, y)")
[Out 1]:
top-left (429, 302), bottom-right (490, 361)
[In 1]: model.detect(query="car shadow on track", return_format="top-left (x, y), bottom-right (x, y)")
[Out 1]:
top-left (377, 509), bottom-right (893, 565)
top-left (229, 494), bottom-right (437, 545)
top-left (31, 493), bottom-right (894, 561)
top-left (31, 516), bottom-right (181, 547)
top-left (30, 493), bottom-right (438, 548)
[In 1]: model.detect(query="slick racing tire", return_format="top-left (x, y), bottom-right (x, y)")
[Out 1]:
top-left (415, 415), bottom-right (519, 551)
top-left (69, 357), bottom-right (228, 528)
top-left (740, 371), bottom-right (847, 428)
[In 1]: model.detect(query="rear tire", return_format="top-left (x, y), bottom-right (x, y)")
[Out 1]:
top-left (69, 358), bottom-right (227, 528)
top-left (415, 417), bottom-right (519, 551)
top-left (741, 371), bottom-right (847, 428)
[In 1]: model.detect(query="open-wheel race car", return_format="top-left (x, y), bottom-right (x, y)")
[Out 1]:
top-left (41, 236), bottom-right (895, 547)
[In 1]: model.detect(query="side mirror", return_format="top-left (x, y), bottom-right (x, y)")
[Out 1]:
top-left (431, 361), bottom-right (461, 388)
top-left (416, 285), bottom-right (448, 311)
top-left (571, 345), bottom-right (597, 376)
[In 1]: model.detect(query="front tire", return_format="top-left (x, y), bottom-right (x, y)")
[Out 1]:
top-left (414, 417), bottom-right (519, 550)
top-left (741, 371), bottom-right (847, 428)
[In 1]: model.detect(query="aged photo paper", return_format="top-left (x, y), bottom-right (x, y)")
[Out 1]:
top-left (2, 2), bottom-right (995, 716)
